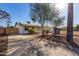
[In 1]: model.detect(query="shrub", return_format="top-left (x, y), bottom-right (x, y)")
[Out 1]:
top-left (74, 24), bottom-right (79, 31)
top-left (28, 28), bottom-right (36, 34)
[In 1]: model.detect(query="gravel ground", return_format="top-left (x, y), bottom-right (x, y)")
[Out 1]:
top-left (6, 35), bottom-right (79, 56)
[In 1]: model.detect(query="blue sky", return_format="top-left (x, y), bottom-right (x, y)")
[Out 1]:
top-left (0, 3), bottom-right (79, 27)
top-left (74, 4), bottom-right (79, 26)
top-left (0, 3), bottom-right (31, 27)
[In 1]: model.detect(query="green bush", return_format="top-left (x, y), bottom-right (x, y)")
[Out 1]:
top-left (28, 28), bottom-right (36, 34)
top-left (73, 24), bottom-right (79, 31)
top-left (61, 29), bottom-right (66, 31)
top-left (42, 29), bottom-right (46, 32)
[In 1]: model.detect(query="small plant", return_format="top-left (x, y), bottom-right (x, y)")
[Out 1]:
top-left (28, 28), bottom-right (36, 34)
top-left (74, 24), bottom-right (79, 31)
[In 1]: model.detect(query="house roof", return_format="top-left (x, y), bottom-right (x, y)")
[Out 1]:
top-left (15, 22), bottom-right (52, 28)
top-left (21, 24), bottom-right (40, 28)
top-left (15, 22), bottom-right (41, 28)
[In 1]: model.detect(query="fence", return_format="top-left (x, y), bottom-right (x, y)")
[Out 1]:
top-left (6, 28), bottom-right (19, 35)
top-left (0, 28), bottom-right (6, 36)
top-left (0, 28), bottom-right (19, 36)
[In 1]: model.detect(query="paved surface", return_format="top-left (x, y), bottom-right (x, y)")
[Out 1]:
top-left (6, 34), bottom-right (79, 56)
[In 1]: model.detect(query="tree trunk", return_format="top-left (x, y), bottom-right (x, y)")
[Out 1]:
top-left (54, 27), bottom-right (57, 34)
top-left (7, 19), bottom-right (10, 28)
top-left (67, 3), bottom-right (73, 42)
top-left (53, 27), bottom-right (60, 34)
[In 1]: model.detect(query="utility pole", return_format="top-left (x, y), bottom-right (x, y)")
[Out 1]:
top-left (67, 3), bottom-right (73, 42)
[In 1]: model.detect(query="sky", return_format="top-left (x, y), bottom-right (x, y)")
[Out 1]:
top-left (0, 3), bottom-right (31, 27)
top-left (0, 3), bottom-right (79, 27)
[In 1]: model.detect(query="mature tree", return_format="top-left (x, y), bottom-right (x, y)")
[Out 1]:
top-left (31, 17), bottom-right (36, 24)
top-left (51, 16), bottom-right (64, 34)
top-left (30, 3), bottom-right (57, 35)
top-left (75, 24), bottom-right (79, 30)
top-left (52, 16), bottom-right (64, 28)
top-left (67, 3), bottom-right (73, 42)
top-left (73, 25), bottom-right (79, 31)
top-left (0, 9), bottom-right (11, 28)
top-left (27, 21), bottom-right (30, 24)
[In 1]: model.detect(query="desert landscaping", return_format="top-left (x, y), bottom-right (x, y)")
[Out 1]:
top-left (0, 3), bottom-right (79, 56)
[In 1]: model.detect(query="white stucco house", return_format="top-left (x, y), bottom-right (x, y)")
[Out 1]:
top-left (15, 22), bottom-right (41, 34)
top-left (15, 22), bottom-right (54, 35)
top-left (15, 22), bottom-right (28, 34)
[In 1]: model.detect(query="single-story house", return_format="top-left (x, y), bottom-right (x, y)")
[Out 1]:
top-left (15, 22), bottom-right (51, 34)
top-left (15, 22), bottom-right (40, 34)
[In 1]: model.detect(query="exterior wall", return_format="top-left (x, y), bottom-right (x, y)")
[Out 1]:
top-left (34, 27), bottom-right (40, 33)
top-left (15, 23), bottom-right (52, 34)
top-left (28, 27), bottom-right (41, 33)
top-left (15, 25), bottom-right (29, 34)
top-left (15, 25), bottom-right (24, 34)
top-left (19, 26), bottom-right (25, 34)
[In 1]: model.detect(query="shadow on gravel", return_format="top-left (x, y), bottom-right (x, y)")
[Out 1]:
top-left (0, 36), bottom-right (8, 56)
top-left (7, 34), bottom-right (79, 56)
top-left (36, 35), bottom-right (79, 56)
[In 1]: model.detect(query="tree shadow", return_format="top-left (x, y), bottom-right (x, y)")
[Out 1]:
top-left (7, 34), bottom-right (79, 56)
top-left (0, 35), bottom-right (8, 56)
top-left (36, 35), bottom-right (79, 55)
top-left (7, 38), bottom-right (45, 56)
top-left (21, 45), bottom-right (45, 56)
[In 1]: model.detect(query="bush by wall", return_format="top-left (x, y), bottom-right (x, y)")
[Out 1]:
top-left (28, 28), bottom-right (36, 34)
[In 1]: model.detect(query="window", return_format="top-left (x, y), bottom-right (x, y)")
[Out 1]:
top-left (25, 27), bottom-right (28, 31)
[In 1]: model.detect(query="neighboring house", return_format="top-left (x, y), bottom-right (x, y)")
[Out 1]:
top-left (15, 22), bottom-right (42, 34)
top-left (0, 22), bottom-right (53, 35)
top-left (15, 22), bottom-right (53, 34)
